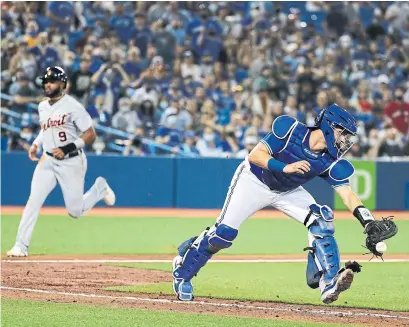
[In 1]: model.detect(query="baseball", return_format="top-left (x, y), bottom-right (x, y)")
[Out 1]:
top-left (376, 242), bottom-right (387, 253)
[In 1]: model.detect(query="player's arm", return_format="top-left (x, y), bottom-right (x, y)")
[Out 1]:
top-left (54, 106), bottom-right (96, 158)
top-left (56, 126), bottom-right (96, 157)
top-left (321, 160), bottom-right (375, 227)
top-left (28, 129), bottom-right (44, 161)
top-left (335, 185), bottom-right (375, 227)
top-left (335, 181), bottom-right (398, 257)
top-left (248, 115), bottom-right (310, 174)
top-left (248, 143), bottom-right (310, 174)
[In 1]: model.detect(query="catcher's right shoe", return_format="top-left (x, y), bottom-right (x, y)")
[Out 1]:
top-left (7, 246), bottom-right (28, 257)
top-left (321, 261), bottom-right (361, 304)
top-left (172, 255), bottom-right (194, 301)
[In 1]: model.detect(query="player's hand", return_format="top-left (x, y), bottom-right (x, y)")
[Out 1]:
top-left (283, 160), bottom-right (311, 174)
top-left (28, 145), bottom-right (39, 162)
top-left (52, 148), bottom-right (65, 159)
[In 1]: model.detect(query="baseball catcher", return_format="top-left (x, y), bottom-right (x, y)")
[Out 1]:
top-left (172, 104), bottom-right (399, 304)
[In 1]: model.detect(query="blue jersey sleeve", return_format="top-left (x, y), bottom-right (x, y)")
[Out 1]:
top-left (260, 115), bottom-right (298, 155)
top-left (320, 159), bottom-right (355, 188)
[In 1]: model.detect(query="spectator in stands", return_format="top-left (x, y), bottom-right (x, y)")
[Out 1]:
top-left (2, 1), bottom-right (409, 159)
top-left (377, 126), bottom-right (405, 157)
top-left (155, 114), bottom-right (183, 154)
top-left (131, 76), bottom-right (160, 121)
top-left (160, 98), bottom-right (192, 131)
top-left (91, 60), bottom-right (131, 114)
top-left (196, 126), bottom-right (224, 157)
top-left (47, 1), bottom-right (75, 34)
top-left (86, 94), bottom-right (111, 127)
top-left (350, 87), bottom-right (374, 113)
top-left (9, 41), bottom-right (37, 80)
top-left (30, 32), bottom-right (61, 72)
top-left (24, 21), bottom-right (40, 48)
top-left (67, 55), bottom-right (93, 107)
top-left (326, 3), bottom-right (349, 37)
top-left (9, 73), bottom-right (41, 113)
top-left (384, 87), bottom-right (409, 136)
top-left (147, 2), bottom-right (168, 23)
top-left (112, 97), bottom-right (142, 133)
top-left (123, 47), bottom-right (148, 82)
top-left (129, 12), bottom-right (151, 58)
top-left (194, 25), bottom-right (224, 63)
top-left (151, 19), bottom-right (176, 65)
top-left (109, 2), bottom-right (134, 44)
top-left (7, 123), bottom-right (34, 152)
top-left (219, 124), bottom-right (240, 155)
top-left (236, 134), bottom-right (259, 158)
top-left (91, 136), bottom-right (106, 155)
top-left (251, 81), bottom-right (274, 117)
top-left (177, 130), bottom-right (200, 156)
top-left (166, 18), bottom-right (187, 46)
top-left (123, 127), bottom-right (147, 156)
top-left (385, 2), bottom-right (409, 34)
top-left (1, 42), bottom-right (17, 73)
top-left (283, 95), bottom-right (299, 118)
top-left (181, 50), bottom-right (201, 81)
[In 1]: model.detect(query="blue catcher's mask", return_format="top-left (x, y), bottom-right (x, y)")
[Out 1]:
top-left (314, 104), bottom-right (358, 159)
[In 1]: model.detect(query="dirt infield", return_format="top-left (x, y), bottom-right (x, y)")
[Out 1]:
top-left (2, 206), bottom-right (409, 219)
top-left (2, 255), bottom-right (409, 327)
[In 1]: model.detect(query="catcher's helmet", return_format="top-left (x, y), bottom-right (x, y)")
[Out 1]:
top-left (313, 103), bottom-right (357, 159)
top-left (40, 66), bottom-right (68, 89)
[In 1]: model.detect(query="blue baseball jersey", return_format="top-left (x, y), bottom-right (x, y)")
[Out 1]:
top-left (249, 115), bottom-right (354, 192)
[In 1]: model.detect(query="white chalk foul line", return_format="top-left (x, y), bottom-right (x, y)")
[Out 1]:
top-left (2, 258), bottom-right (409, 263)
top-left (2, 286), bottom-right (409, 321)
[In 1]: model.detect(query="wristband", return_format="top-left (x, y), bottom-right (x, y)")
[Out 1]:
top-left (59, 143), bottom-right (77, 155)
top-left (74, 138), bottom-right (85, 149)
top-left (353, 205), bottom-right (375, 227)
top-left (267, 158), bottom-right (286, 172)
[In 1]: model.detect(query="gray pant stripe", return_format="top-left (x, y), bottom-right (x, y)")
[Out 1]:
top-left (218, 164), bottom-right (245, 225)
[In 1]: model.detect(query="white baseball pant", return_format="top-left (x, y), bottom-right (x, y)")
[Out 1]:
top-left (216, 161), bottom-right (317, 229)
top-left (14, 152), bottom-right (106, 251)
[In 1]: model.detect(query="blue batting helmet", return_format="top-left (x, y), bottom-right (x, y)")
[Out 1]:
top-left (314, 104), bottom-right (357, 159)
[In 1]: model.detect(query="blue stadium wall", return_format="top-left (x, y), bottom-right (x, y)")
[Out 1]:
top-left (2, 152), bottom-right (409, 210)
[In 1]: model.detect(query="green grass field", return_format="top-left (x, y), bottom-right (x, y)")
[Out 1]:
top-left (2, 215), bottom-right (409, 255)
top-left (2, 214), bottom-right (409, 327)
top-left (107, 262), bottom-right (409, 311)
top-left (2, 299), bottom-right (362, 327)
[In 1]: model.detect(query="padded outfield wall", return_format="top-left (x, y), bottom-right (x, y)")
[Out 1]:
top-left (2, 152), bottom-right (409, 210)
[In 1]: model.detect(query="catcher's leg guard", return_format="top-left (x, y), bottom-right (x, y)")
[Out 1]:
top-left (172, 224), bottom-right (238, 301)
top-left (304, 204), bottom-right (359, 304)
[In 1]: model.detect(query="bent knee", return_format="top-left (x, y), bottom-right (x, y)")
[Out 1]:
top-left (208, 224), bottom-right (238, 250)
top-left (307, 204), bottom-right (335, 238)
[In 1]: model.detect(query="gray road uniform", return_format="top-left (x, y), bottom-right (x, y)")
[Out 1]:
top-left (8, 94), bottom-right (114, 256)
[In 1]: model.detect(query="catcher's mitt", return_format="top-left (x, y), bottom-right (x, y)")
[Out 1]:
top-left (364, 217), bottom-right (398, 257)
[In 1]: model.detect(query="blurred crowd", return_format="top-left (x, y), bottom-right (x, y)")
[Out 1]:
top-left (1, 1), bottom-right (409, 158)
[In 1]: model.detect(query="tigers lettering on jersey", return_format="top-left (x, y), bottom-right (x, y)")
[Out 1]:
top-left (42, 114), bottom-right (68, 130)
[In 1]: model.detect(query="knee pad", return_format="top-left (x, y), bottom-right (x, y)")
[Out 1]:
top-left (208, 224), bottom-right (238, 252)
top-left (305, 204), bottom-right (340, 288)
top-left (173, 224), bottom-right (238, 282)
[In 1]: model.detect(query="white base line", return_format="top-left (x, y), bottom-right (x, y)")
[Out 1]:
top-left (2, 259), bottom-right (409, 263)
top-left (1, 286), bottom-right (408, 321)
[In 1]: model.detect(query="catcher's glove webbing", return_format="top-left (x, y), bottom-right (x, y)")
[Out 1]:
top-left (363, 217), bottom-right (398, 258)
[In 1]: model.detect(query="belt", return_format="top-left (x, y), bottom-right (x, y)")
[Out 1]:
top-left (46, 149), bottom-right (82, 160)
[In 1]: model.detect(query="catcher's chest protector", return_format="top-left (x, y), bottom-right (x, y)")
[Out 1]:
top-left (251, 123), bottom-right (335, 192)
